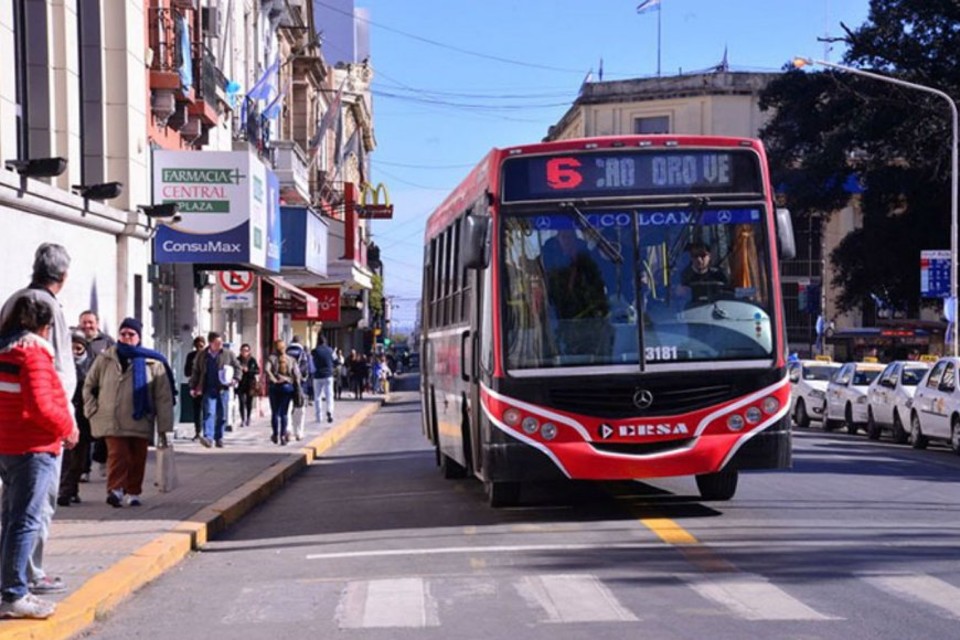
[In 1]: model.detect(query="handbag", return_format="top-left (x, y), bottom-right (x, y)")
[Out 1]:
top-left (155, 443), bottom-right (178, 493)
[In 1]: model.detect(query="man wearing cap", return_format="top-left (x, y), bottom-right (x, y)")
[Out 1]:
top-left (678, 241), bottom-right (728, 305)
top-left (188, 331), bottom-right (241, 448)
top-left (82, 317), bottom-right (176, 507)
top-left (77, 310), bottom-right (114, 481)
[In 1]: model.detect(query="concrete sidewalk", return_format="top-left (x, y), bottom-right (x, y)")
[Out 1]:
top-left (0, 395), bottom-right (384, 640)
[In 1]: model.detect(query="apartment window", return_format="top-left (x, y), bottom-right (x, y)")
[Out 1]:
top-left (634, 115), bottom-right (670, 134)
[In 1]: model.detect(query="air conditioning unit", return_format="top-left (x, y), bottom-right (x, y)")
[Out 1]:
top-left (201, 6), bottom-right (220, 38)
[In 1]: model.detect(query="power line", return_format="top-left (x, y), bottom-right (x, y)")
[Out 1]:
top-left (372, 159), bottom-right (477, 170)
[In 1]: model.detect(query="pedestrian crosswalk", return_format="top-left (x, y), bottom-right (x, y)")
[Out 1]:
top-left (217, 570), bottom-right (960, 629)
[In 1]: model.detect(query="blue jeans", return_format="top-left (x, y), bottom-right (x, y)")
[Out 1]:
top-left (268, 383), bottom-right (294, 439)
top-left (202, 389), bottom-right (231, 441)
top-left (0, 453), bottom-right (58, 602)
top-left (313, 377), bottom-right (335, 420)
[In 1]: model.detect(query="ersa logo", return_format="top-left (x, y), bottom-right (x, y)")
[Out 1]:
top-left (598, 422), bottom-right (689, 439)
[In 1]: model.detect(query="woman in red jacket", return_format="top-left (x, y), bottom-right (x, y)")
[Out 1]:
top-left (0, 298), bottom-right (77, 620)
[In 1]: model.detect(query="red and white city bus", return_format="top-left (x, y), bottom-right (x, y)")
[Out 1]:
top-left (420, 135), bottom-right (796, 506)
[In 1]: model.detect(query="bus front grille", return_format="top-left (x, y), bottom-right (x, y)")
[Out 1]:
top-left (589, 439), bottom-right (695, 455)
top-left (548, 383), bottom-right (734, 418)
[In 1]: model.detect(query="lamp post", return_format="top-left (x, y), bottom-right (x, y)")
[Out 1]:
top-left (793, 57), bottom-right (959, 357)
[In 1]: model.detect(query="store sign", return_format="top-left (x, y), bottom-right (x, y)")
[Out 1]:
top-left (152, 150), bottom-right (268, 267)
top-left (280, 206), bottom-right (328, 276)
top-left (356, 182), bottom-right (394, 219)
top-left (293, 286), bottom-right (341, 322)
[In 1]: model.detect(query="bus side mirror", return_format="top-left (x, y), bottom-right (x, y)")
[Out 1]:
top-left (776, 208), bottom-right (797, 260)
top-left (775, 208), bottom-right (797, 260)
top-left (462, 214), bottom-right (491, 269)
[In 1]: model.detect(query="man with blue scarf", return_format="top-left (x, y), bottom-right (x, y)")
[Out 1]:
top-left (82, 318), bottom-right (176, 507)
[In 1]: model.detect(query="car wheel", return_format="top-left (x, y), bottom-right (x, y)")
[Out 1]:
top-left (866, 408), bottom-right (881, 440)
top-left (951, 419), bottom-right (960, 456)
top-left (909, 413), bottom-right (929, 450)
top-left (892, 411), bottom-right (909, 444)
top-left (794, 399), bottom-right (810, 429)
top-left (845, 404), bottom-right (859, 435)
top-left (695, 470), bottom-right (738, 501)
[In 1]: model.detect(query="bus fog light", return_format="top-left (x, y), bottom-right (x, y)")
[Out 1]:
top-left (745, 407), bottom-right (762, 424)
top-left (521, 416), bottom-right (539, 434)
top-left (727, 414), bottom-right (745, 431)
top-left (540, 423), bottom-right (558, 440)
top-left (762, 396), bottom-right (780, 414)
top-left (504, 409), bottom-right (521, 427)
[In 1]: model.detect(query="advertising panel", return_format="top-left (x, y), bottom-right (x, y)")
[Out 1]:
top-left (152, 150), bottom-right (269, 268)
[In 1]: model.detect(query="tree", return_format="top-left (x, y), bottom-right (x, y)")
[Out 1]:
top-left (759, 0), bottom-right (960, 315)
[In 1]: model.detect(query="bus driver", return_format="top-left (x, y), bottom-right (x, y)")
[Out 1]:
top-left (678, 241), bottom-right (728, 305)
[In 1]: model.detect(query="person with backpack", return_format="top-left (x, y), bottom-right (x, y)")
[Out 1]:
top-left (284, 336), bottom-right (310, 440)
top-left (310, 334), bottom-right (336, 423)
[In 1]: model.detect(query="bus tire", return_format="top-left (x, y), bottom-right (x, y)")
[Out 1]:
top-left (439, 451), bottom-right (466, 479)
top-left (486, 481), bottom-right (521, 508)
top-left (695, 470), bottom-right (738, 501)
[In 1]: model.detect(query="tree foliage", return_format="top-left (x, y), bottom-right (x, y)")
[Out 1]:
top-left (759, 0), bottom-right (960, 314)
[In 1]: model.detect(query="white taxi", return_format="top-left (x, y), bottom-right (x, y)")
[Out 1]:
top-left (865, 360), bottom-right (930, 442)
top-left (788, 358), bottom-right (841, 428)
top-left (824, 361), bottom-right (886, 434)
top-left (907, 356), bottom-right (960, 452)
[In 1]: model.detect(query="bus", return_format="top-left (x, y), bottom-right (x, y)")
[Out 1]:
top-left (420, 135), bottom-right (796, 506)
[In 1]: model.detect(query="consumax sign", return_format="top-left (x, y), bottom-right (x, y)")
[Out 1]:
top-left (152, 150), bottom-right (271, 268)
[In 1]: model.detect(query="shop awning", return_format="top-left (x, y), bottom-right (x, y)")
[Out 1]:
top-left (262, 275), bottom-right (319, 318)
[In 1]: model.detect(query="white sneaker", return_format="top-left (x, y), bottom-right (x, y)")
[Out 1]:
top-left (0, 593), bottom-right (56, 619)
top-left (124, 495), bottom-right (142, 507)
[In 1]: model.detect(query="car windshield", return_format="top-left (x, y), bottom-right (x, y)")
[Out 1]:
top-left (803, 365), bottom-right (837, 381)
top-left (501, 207), bottom-right (774, 369)
top-left (853, 369), bottom-right (882, 385)
top-left (901, 367), bottom-right (927, 386)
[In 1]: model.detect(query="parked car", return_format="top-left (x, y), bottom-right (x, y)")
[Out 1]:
top-left (824, 361), bottom-right (886, 433)
top-left (907, 356), bottom-right (960, 452)
top-left (865, 360), bottom-right (930, 442)
top-left (788, 358), bottom-right (841, 428)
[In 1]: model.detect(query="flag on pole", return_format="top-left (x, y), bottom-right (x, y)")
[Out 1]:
top-left (307, 79), bottom-right (347, 168)
top-left (636, 0), bottom-right (661, 14)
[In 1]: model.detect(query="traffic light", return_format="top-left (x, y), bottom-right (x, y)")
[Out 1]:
top-left (384, 338), bottom-right (392, 347)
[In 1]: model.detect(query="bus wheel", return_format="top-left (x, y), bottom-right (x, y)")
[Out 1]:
top-left (892, 412), bottom-right (909, 444)
top-left (794, 399), bottom-right (810, 429)
top-left (695, 470), bottom-right (738, 501)
top-left (439, 451), bottom-right (466, 479)
top-left (486, 481), bottom-right (521, 508)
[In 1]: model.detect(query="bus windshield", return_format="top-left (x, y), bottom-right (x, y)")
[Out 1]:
top-left (502, 207), bottom-right (774, 370)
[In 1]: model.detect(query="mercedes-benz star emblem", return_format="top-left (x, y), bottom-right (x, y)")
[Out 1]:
top-left (633, 388), bottom-right (654, 410)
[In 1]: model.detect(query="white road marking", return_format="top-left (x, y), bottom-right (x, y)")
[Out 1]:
top-left (516, 574), bottom-right (638, 623)
top-left (687, 574), bottom-right (839, 621)
top-left (337, 578), bottom-right (439, 628)
top-left (862, 573), bottom-right (960, 619)
top-left (221, 584), bottom-right (320, 624)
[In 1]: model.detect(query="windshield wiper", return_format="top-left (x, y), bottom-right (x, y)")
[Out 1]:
top-left (560, 202), bottom-right (623, 264)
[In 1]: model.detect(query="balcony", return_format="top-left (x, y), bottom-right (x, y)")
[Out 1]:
top-left (273, 140), bottom-right (311, 205)
top-left (188, 43), bottom-right (225, 126)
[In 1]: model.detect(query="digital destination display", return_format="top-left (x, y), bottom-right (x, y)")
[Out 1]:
top-left (501, 149), bottom-right (763, 202)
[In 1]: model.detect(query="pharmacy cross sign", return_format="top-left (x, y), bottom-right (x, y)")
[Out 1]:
top-left (217, 270), bottom-right (254, 294)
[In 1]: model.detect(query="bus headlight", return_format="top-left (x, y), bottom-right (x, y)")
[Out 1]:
top-left (762, 396), bottom-right (780, 414)
top-left (521, 416), bottom-right (539, 434)
top-left (504, 409), bottom-right (521, 427)
top-left (540, 423), bottom-right (558, 440)
top-left (745, 407), bottom-right (762, 424)
top-left (727, 414), bottom-right (745, 431)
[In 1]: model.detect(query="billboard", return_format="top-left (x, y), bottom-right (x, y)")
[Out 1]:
top-left (152, 150), bottom-right (269, 268)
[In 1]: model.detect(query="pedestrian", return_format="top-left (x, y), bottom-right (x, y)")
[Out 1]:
top-left (183, 336), bottom-right (206, 441)
top-left (333, 348), bottom-right (345, 400)
top-left (265, 339), bottom-right (301, 445)
top-left (310, 334), bottom-right (336, 423)
top-left (188, 332), bottom-right (240, 448)
top-left (0, 297), bottom-right (78, 619)
top-left (377, 354), bottom-right (392, 395)
top-left (350, 351), bottom-right (369, 400)
top-left (78, 310), bottom-right (114, 480)
top-left (83, 318), bottom-right (175, 508)
top-left (56, 331), bottom-right (94, 507)
top-left (0, 243), bottom-right (75, 597)
top-left (284, 335), bottom-right (310, 440)
top-left (236, 343), bottom-right (260, 427)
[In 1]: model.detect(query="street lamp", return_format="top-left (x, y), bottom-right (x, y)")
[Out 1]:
top-left (793, 57), bottom-right (959, 357)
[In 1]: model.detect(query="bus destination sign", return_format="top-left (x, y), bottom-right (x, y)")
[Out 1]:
top-left (501, 149), bottom-right (762, 202)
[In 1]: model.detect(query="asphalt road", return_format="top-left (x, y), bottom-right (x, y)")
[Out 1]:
top-left (84, 376), bottom-right (960, 640)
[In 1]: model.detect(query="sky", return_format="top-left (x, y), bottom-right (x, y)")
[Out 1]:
top-left (336, 0), bottom-right (873, 330)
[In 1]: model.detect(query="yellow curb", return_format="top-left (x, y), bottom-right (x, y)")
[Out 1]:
top-left (0, 400), bottom-right (381, 640)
